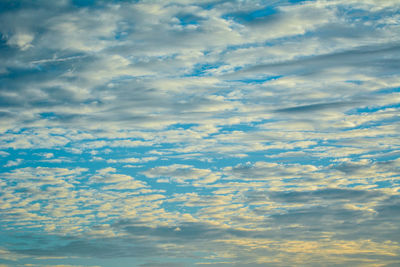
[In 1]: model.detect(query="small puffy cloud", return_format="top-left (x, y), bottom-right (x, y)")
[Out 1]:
top-left (0, 151), bottom-right (9, 157)
top-left (4, 158), bottom-right (23, 167)
top-left (91, 168), bottom-right (147, 190)
top-left (43, 153), bottom-right (54, 159)
top-left (96, 167), bottom-right (116, 175)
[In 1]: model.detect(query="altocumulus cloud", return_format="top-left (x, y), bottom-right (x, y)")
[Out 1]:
top-left (0, 0), bottom-right (400, 266)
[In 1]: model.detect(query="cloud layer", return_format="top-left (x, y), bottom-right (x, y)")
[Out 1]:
top-left (0, 0), bottom-right (400, 266)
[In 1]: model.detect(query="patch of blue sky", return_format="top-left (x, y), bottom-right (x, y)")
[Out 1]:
top-left (72, 0), bottom-right (95, 7)
top-left (0, 1), bottom-right (24, 12)
top-left (336, 6), bottom-right (388, 23)
top-left (374, 87), bottom-right (400, 94)
top-left (0, 67), bottom-right (44, 81)
top-left (231, 75), bottom-right (283, 84)
top-left (217, 123), bottom-right (257, 133)
top-left (114, 30), bottom-right (128, 40)
top-left (345, 80), bottom-right (364, 85)
top-left (176, 14), bottom-right (201, 26)
top-left (185, 62), bottom-right (226, 77)
top-left (39, 112), bottom-right (57, 119)
top-left (197, 1), bottom-right (222, 11)
top-left (1, 149), bottom-right (49, 163)
top-left (374, 180), bottom-right (397, 189)
top-left (347, 103), bottom-right (400, 115)
top-left (365, 151), bottom-right (400, 162)
top-left (222, 6), bottom-right (277, 23)
top-left (167, 123), bottom-right (199, 130)
top-left (3, 149), bottom-right (104, 180)
top-left (72, 0), bottom-right (140, 9)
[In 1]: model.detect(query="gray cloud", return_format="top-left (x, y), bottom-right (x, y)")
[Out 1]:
top-left (267, 188), bottom-right (384, 203)
top-left (275, 101), bottom-right (357, 113)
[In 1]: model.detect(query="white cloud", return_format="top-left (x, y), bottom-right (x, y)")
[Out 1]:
top-left (4, 158), bottom-right (23, 167)
top-left (6, 32), bottom-right (34, 50)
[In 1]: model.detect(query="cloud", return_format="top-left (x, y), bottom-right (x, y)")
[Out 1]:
top-left (106, 157), bottom-right (158, 164)
top-left (0, 151), bottom-right (9, 157)
top-left (275, 101), bottom-right (357, 113)
top-left (224, 161), bottom-right (319, 181)
top-left (0, 0), bottom-right (399, 266)
top-left (143, 164), bottom-right (220, 184)
top-left (4, 158), bottom-right (23, 167)
top-left (6, 32), bottom-right (34, 50)
top-left (90, 171), bottom-right (148, 190)
top-left (266, 188), bottom-right (384, 204)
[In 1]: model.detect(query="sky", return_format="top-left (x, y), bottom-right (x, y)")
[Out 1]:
top-left (0, 0), bottom-right (399, 266)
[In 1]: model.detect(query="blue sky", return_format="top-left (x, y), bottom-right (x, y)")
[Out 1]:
top-left (0, 0), bottom-right (400, 266)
